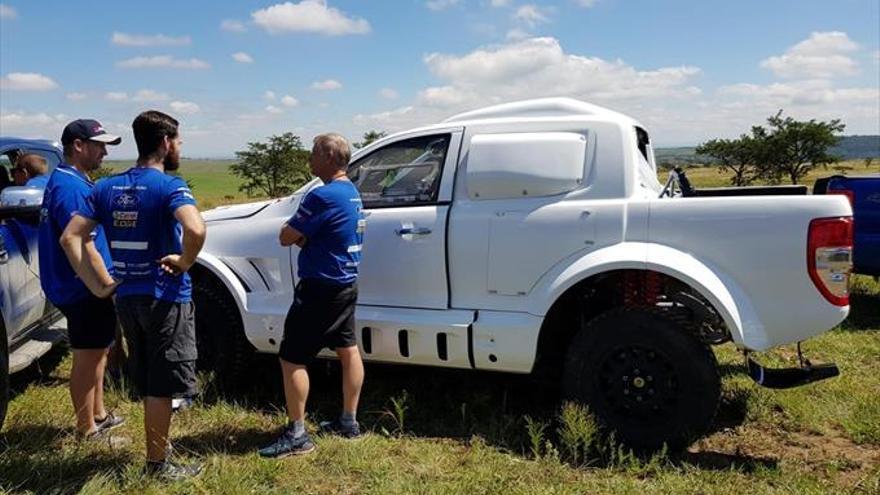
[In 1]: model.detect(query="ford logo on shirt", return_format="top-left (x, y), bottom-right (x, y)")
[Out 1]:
top-left (114, 192), bottom-right (139, 208)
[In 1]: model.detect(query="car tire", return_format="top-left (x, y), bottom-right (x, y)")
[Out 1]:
top-left (192, 277), bottom-right (255, 393)
top-left (563, 308), bottom-right (721, 452)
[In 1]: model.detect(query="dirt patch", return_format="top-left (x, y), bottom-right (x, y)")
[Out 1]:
top-left (685, 424), bottom-right (880, 488)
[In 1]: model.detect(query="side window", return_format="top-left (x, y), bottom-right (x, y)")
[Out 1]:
top-left (0, 154), bottom-right (13, 190)
top-left (24, 148), bottom-right (61, 173)
top-left (348, 134), bottom-right (450, 208)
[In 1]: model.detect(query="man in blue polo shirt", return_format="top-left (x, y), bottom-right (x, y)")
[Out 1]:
top-left (39, 119), bottom-right (124, 440)
top-left (61, 110), bottom-right (206, 480)
top-left (259, 133), bottom-right (365, 458)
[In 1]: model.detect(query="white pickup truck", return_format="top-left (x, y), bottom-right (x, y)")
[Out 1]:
top-left (192, 98), bottom-right (853, 450)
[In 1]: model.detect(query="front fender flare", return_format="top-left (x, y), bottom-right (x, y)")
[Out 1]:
top-left (193, 252), bottom-right (249, 323)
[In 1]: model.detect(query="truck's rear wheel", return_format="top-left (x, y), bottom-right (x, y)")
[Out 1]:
top-left (563, 308), bottom-right (720, 452)
top-left (192, 277), bottom-right (255, 393)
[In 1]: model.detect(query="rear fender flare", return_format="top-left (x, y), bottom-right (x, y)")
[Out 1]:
top-left (532, 242), bottom-right (760, 349)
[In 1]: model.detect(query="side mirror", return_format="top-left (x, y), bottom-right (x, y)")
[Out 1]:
top-left (0, 187), bottom-right (43, 207)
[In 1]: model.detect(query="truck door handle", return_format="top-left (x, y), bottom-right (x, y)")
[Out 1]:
top-left (395, 227), bottom-right (432, 236)
top-left (0, 249), bottom-right (7, 265)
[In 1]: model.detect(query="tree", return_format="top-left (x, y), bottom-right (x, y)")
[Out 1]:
top-left (354, 130), bottom-right (387, 149)
top-left (695, 135), bottom-right (763, 186)
top-left (757, 111), bottom-right (845, 184)
top-left (231, 133), bottom-right (311, 197)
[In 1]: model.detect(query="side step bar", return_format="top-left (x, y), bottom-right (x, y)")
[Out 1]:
top-left (746, 345), bottom-right (839, 389)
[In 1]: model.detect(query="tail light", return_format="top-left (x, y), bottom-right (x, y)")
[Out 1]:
top-left (807, 217), bottom-right (853, 306)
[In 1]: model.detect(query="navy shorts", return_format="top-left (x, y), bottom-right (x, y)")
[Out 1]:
top-left (279, 279), bottom-right (358, 366)
top-left (115, 296), bottom-right (198, 399)
top-left (58, 295), bottom-right (117, 350)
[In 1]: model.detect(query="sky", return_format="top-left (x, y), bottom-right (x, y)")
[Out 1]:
top-left (1, 0), bottom-right (878, 158)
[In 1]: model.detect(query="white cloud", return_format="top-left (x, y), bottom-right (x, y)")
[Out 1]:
top-left (0, 111), bottom-right (67, 138)
top-left (490, 0), bottom-right (511, 7)
top-left (0, 72), bottom-right (59, 91)
top-left (379, 88), bottom-right (399, 100)
top-left (105, 91), bottom-right (128, 101)
top-left (576, 0), bottom-right (599, 7)
top-left (506, 28), bottom-right (529, 40)
top-left (66, 92), bottom-right (87, 101)
top-left (718, 79), bottom-right (878, 106)
top-left (252, 1), bottom-right (370, 36)
top-left (111, 32), bottom-right (191, 47)
top-left (117, 56), bottom-right (210, 70)
top-left (760, 31), bottom-right (860, 79)
top-left (514, 4), bottom-right (550, 27)
top-left (353, 106), bottom-right (414, 125)
top-left (221, 19), bottom-right (247, 33)
top-left (426, 0), bottom-right (459, 11)
top-left (0, 4), bottom-right (16, 19)
top-left (265, 105), bottom-right (284, 114)
top-left (281, 95), bottom-right (300, 107)
top-left (417, 85), bottom-right (471, 107)
top-left (311, 79), bottom-right (342, 90)
top-left (132, 89), bottom-right (170, 102)
top-left (232, 52), bottom-right (254, 63)
top-left (170, 101), bottom-right (201, 114)
top-left (264, 90), bottom-right (276, 100)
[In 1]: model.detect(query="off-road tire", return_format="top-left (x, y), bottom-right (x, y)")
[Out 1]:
top-left (192, 277), bottom-right (255, 393)
top-left (563, 308), bottom-right (721, 452)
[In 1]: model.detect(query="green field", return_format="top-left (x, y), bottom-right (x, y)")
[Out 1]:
top-left (1, 161), bottom-right (878, 494)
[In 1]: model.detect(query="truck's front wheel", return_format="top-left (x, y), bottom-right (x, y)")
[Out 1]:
top-left (192, 277), bottom-right (255, 393)
top-left (563, 308), bottom-right (720, 452)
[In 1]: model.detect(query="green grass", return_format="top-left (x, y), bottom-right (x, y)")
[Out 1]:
top-left (2, 160), bottom-right (877, 494)
top-left (2, 281), bottom-right (878, 494)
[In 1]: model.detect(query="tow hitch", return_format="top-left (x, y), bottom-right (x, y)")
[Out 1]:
top-left (745, 343), bottom-right (839, 389)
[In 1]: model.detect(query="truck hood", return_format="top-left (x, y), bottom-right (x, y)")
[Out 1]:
top-left (202, 199), bottom-right (278, 222)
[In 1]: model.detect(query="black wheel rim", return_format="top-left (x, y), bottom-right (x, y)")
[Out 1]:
top-left (596, 345), bottom-right (679, 421)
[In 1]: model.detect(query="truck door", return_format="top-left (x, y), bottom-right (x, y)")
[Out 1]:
top-left (349, 131), bottom-right (461, 309)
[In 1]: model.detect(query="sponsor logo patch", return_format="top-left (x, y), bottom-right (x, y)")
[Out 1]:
top-left (113, 192), bottom-right (139, 208)
top-left (112, 210), bottom-right (138, 228)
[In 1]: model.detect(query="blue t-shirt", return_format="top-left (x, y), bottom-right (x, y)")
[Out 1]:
top-left (288, 179), bottom-right (364, 285)
top-left (79, 166), bottom-right (197, 303)
top-left (26, 174), bottom-right (49, 189)
top-left (38, 163), bottom-right (113, 306)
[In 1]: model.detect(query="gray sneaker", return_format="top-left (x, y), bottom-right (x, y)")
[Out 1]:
top-left (258, 426), bottom-right (316, 458)
top-left (93, 412), bottom-right (125, 435)
top-left (145, 459), bottom-right (203, 481)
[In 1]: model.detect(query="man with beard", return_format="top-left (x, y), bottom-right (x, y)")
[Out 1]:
top-left (39, 119), bottom-right (124, 440)
top-left (61, 110), bottom-right (206, 480)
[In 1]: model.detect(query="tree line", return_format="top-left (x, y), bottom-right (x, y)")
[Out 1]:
top-left (226, 110), bottom-right (855, 199)
top-left (695, 111), bottom-right (846, 186)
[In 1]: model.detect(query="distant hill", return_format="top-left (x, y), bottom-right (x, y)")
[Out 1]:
top-left (655, 135), bottom-right (880, 166)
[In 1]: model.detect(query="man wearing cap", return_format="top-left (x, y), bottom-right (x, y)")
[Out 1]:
top-left (62, 110), bottom-right (206, 480)
top-left (38, 119), bottom-right (124, 440)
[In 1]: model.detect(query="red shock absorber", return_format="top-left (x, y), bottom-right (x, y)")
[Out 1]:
top-left (622, 271), bottom-right (663, 307)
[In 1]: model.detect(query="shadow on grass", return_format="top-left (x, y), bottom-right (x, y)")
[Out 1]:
top-left (839, 292), bottom-right (880, 331)
top-left (0, 448), bottom-right (131, 495)
top-left (0, 423), bottom-right (69, 454)
top-left (8, 342), bottom-right (69, 404)
top-left (173, 426), bottom-right (278, 456)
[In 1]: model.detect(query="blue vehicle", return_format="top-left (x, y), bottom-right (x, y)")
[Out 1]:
top-left (0, 137), bottom-right (66, 429)
top-left (814, 175), bottom-right (880, 277)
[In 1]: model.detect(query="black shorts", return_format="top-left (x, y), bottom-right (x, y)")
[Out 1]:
top-left (58, 294), bottom-right (117, 350)
top-left (115, 296), bottom-right (198, 399)
top-left (279, 279), bottom-right (358, 366)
